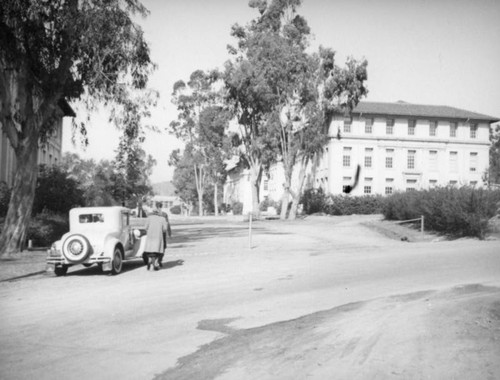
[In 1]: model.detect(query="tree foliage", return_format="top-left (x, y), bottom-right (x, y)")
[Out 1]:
top-left (488, 123), bottom-right (500, 186)
top-left (224, 0), bottom-right (368, 218)
top-left (170, 69), bottom-right (227, 215)
top-left (0, 0), bottom-right (155, 254)
top-left (32, 165), bottom-right (84, 215)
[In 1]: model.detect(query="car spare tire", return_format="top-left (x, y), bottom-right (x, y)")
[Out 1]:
top-left (62, 234), bottom-right (92, 264)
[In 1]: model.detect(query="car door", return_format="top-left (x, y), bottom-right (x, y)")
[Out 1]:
top-left (120, 211), bottom-right (134, 257)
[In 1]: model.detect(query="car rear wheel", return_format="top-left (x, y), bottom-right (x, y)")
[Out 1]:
top-left (110, 247), bottom-right (123, 275)
top-left (54, 265), bottom-right (68, 276)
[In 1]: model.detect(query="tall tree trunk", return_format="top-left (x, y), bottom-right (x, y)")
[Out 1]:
top-left (193, 164), bottom-right (204, 216)
top-left (249, 161), bottom-right (262, 217)
top-left (280, 172), bottom-right (291, 220)
top-left (214, 182), bottom-right (218, 216)
top-left (0, 125), bottom-right (39, 257)
top-left (289, 155), bottom-right (309, 220)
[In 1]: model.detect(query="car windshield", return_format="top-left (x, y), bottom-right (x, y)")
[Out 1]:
top-left (79, 214), bottom-right (104, 223)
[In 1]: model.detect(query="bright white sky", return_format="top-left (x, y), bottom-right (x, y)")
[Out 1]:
top-left (62, 0), bottom-right (500, 184)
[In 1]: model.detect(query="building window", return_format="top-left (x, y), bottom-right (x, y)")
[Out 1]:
top-left (263, 179), bottom-right (269, 191)
top-left (386, 119), bottom-right (394, 135)
top-left (408, 120), bottom-right (415, 136)
top-left (470, 124), bottom-right (477, 138)
top-left (385, 149), bottom-right (394, 169)
top-left (449, 180), bottom-right (458, 186)
top-left (343, 118), bottom-right (351, 133)
top-left (449, 151), bottom-right (458, 172)
top-left (364, 119), bottom-right (372, 134)
top-left (429, 179), bottom-right (437, 188)
top-left (470, 181), bottom-right (478, 186)
top-left (406, 179), bottom-right (417, 192)
top-left (385, 178), bottom-right (394, 195)
top-left (429, 150), bottom-right (438, 171)
top-left (343, 155), bottom-right (351, 167)
top-left (450, 122), bottom-right (457, 137)
top-left (343, 147), bottom-right (351, 167)
top-left (364, 148), bottom-right (373, 168)
top-left (469, 152), bottom-right (478, 172)
top-left (364, 186), bottom-right (372, 194)
top-left (429, 121), bottom-right (437, 137)
top-left (385, 157), bottom-right (393, 168)
top-left (407, 150), bottom-right (416, 169)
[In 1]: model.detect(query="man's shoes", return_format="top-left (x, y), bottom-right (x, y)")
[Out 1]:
top-left (147, 257), bottom-right (152, 270)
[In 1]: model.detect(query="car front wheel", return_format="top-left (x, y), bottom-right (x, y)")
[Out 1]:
top-left (110, 247), bottom-right (123, 275)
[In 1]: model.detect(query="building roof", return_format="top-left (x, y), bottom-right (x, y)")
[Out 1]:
top-left (58, 99), bottom-right (76, 117)
top-left (351, 101), bottom-right (499, 123)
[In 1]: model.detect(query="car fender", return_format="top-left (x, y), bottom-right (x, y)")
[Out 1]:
top-left (103, 236), bottom-right (123, 258)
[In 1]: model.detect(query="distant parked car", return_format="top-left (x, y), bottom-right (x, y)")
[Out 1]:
top-left (47, 207), bottom-right (147, 276)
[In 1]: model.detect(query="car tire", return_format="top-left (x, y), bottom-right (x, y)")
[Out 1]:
top-left (110, 246), bottom-right (123, 275)
top-left (54, 265), bottom-right (68, 276)
top-left (82, 263), bottom-right (93, 268)
top-left (62, 234), bottom-right (92, 264)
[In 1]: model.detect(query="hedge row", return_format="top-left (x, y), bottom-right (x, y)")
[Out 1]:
top-left (300, 186), bottom-right (500, 239)
top-left (382, 187), bottom-right (500, 238)
top-left (301, 188), bottom-right (383, 215)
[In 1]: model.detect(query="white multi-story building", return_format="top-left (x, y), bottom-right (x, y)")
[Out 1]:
top-left (326, 101), bottom-right (497, 196)
top-left (223, 101), bottom-right (498, 211)
top-left (0, 99), bottom-right (75, 187)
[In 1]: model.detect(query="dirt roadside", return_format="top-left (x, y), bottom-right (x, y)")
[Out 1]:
top-left (1, 215), bottom-right (499, 380)
top-left (157, 284), bottom-right (500, 380)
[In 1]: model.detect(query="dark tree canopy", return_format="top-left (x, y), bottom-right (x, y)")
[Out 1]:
top-left (0, 0), bottom-right (155, 254)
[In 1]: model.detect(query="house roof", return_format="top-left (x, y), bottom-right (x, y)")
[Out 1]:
top-left (351, 101), bottom-right (499, 123)
top-left (58, 99), bottom-right (76, 117)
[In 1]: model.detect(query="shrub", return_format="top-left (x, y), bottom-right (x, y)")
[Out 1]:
top-left (326, 194), bottom-right (383, 215)
top-left (301, 187), bottom-right (383, 216)
top-left (301, 188), bottom-right (326, 214)
top-left (383, 187), bottom-right (500, 238)
top-left (27, 212), bottom-right (69, 248)
top-left (0, 182), bottom-right (11, 217)
top-left (231, 201), bottom-right (243, 215)
top-left (33, 165), bottom-right (84, 215)
top-left (259, 198), bottom-right (280, 212)
top-left (170, 205), bottom-right (182, 215)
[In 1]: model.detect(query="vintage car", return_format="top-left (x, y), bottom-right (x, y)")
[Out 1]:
top-left (47, 206), bottom-right (147, 276)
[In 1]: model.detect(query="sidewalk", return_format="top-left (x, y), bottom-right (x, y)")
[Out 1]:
top-left (0, 250), bottom-right (48, 282)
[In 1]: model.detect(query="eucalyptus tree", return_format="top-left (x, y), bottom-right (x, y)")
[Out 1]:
top-left (170, 69), bottom-right (223, 216)
top-left (112, 90), bottom-right (158, 207)
top-left (281, 47), bottom-right (368, 219)
top-left (224, 0), bottom-right (308, 215)
top-left (0, 0), bottom-right (154, 255)
top-left (226, 0), bottom-right (368, 220)
top-left (198, 106), bottom-right (232, 216)
top-left (168, 147), bottom-right (198, 215)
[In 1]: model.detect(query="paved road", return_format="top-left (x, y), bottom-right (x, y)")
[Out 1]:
top-left (1, 215), bottom-right (499, 379)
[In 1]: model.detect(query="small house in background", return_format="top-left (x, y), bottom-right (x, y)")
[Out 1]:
top-left (146, 181), bottom-right (185, 216)
top-left (223, 100), bottom-right (499, 212)
top-left (0, 99), bottom-right (75, 187)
